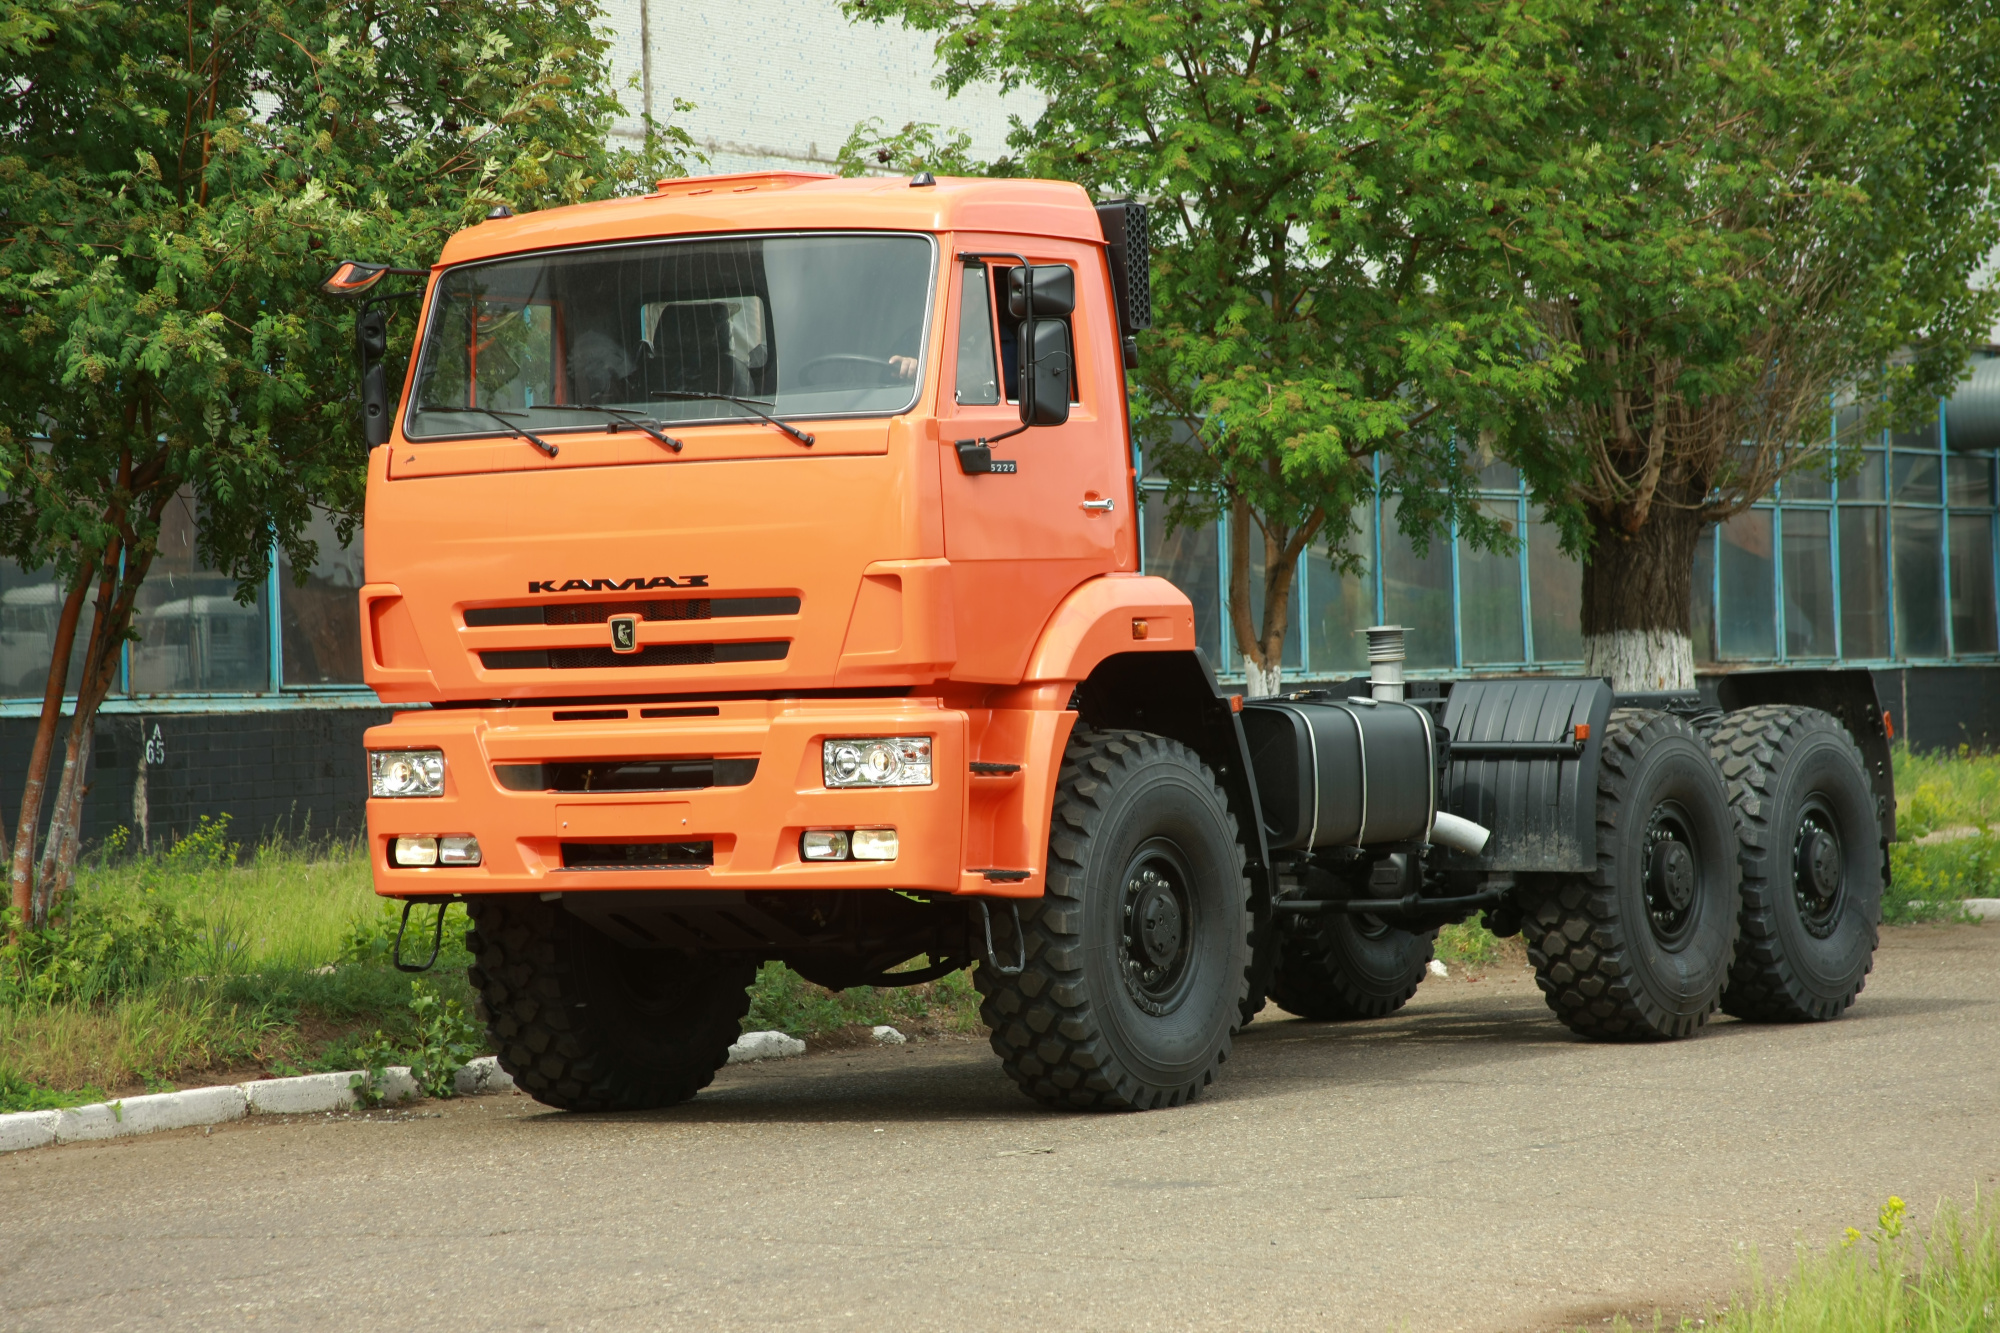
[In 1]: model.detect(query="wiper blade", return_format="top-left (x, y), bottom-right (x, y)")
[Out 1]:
top-left (650, 390), bottom-right (815, 447)
top-left (414, 405), bottom-right (559, 457)
top-left (530, 403), bottom-right (684, 453)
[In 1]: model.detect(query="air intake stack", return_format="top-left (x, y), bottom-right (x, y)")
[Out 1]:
top-left (1366, 625), bottom-right (1406, 702)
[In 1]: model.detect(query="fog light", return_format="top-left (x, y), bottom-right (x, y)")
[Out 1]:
top-left (823, 736), bottom-right (932, 788)
top-left (439, 835), bottom-right (481, 866)
top-left (371, 750), bottom-right (444, 798)
top-left (850, 828), bottom-right (898, 861)
top-left (801, 830), bottom-right (851, 861)
top-left (393, 836), bottom-right (438, 867)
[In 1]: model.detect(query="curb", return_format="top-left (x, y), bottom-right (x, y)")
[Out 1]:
top-left (1967, 898), bottom-right (2000, 920)
top-left (0, 1055), bottom-right (516, 1155)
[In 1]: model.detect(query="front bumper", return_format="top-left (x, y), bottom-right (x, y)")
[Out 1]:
top-left (365, 698), bottom-right (969, 895)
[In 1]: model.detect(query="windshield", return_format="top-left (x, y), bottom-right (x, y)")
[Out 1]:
top-left (405, 232), bottom-right (936, 439)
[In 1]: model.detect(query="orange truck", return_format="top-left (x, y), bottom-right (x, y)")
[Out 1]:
top-left (329, 171), bottom-right (1893, 1114)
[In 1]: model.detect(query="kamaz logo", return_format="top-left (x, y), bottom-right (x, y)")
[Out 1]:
top-left (527, 575), bottom-right (710, 593)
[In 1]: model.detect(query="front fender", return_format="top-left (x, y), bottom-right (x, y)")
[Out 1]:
top-left (1022, 574), bottom-right (1194, 684)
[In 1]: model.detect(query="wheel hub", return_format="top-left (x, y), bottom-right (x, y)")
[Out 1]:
top-left (1649, 841), bottom-right (1696, 912)
top-left (1792, 805), bottom-right (1845, 937)
top-left (1642, 802), bottom-right (1701, 947)
top-left (1134, 880), bottom-right (1183, 966)
top-left (1120, 849), bottom-right (1197, 1016)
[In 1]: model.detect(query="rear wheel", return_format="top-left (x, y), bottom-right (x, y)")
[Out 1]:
top-left (1710, 706), bottom-right (1884, 1021)
top-left (977, 730), bottom-right (1253, 1111)
top-left (466, 895), bottom-right (754, 1112)
top-left (1521, 708), bottom-right (1739, 1040)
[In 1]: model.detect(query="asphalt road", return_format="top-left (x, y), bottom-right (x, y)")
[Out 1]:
top-left (2, 923), bottom-right (1995, 1333)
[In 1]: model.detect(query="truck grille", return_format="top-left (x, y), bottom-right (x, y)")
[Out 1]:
top-left (480, 641), bottom-right (788, 670)
top-left (495, 757), bottom-right (758, 793)
top-left (465, 596), bottom-right (799, 627)
top-left (561, 840), bottom-right (713, 870)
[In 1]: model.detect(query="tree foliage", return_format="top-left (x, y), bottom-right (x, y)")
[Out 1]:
top-left (843, 0), bottom-right (1585, 689)
top-left (0, 0), bottom-right (694, 922)
top-left (1528, 0), bottom-right (2000, 684)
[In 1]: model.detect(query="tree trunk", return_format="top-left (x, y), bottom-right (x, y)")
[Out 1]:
top-left (10, 560), bottom-right (93, 920)
top-left (1580, 506), bottom-right (1704, 691)
top-left (32, 539), bottom-right (149, 925)
top-left (1241, 655), bottom-right (1282, 698)
top-left (32, 722), bottom-right (94, 927)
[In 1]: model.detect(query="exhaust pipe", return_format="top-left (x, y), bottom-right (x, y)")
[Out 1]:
top-left (1365, 625), bottom-right (1406, 702)
top-left (1430, 810), bottom-right (1491, 855)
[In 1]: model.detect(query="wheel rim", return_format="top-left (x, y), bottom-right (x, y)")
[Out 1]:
top-left (1642, 799), bottom-right (1703, 949)
top-left (1119, 838), bottom-right (1200, 1016)
top-left (1792, 797), bottom-right (1846, 938)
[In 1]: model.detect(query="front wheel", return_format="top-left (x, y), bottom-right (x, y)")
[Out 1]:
top-left (977, 730), bottom-right (1253, 1111)
top-left (1521, 708), bottom-right (1739, 1041)
top-left (466, 896), bottom-right (754, 1112)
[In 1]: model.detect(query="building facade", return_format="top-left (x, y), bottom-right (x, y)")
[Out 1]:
top-left (4, 5), bottom-right (1998, 847)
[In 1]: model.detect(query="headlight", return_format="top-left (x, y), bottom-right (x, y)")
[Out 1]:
top-left (371, 749), bottom-right (445, 798)
top-left (822, 737), bottom-right (932, 788)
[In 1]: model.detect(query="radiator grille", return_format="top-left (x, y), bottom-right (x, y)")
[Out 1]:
top-left (495, 757), bottom-right (757, 793)
top-left (480, 641), bottom-right (788, 670)
top-left (466, 596), bottom-right (798, 628)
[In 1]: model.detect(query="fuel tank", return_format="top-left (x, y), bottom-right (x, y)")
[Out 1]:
top-left (1240, 697), bottom-right (1436, 852)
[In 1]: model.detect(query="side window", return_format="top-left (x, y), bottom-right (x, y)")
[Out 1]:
top-left (954, 266), bottom-right (1000, 406)
top-left (991, 265), bottom-right (1079, 404)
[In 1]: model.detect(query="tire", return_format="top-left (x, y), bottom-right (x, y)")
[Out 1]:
top-left (1710, 705), bottom-right (1884, 1022)
top-left (465, 895), bottom-right (755, 1112)
top-left (1269, 864), bottom-right (1436, 1020)
top-left (1521, 708), bottom-right (1739, 1040)
top-left (977, 730), bottom-right (1253, 1111)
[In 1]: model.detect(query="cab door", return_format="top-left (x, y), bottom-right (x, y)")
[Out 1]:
top-left (938, 237), bottom-right (1134, 682)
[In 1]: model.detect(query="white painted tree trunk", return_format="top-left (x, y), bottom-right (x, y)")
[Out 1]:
top-left (1583, 629), bottom-right (1695, 693)
top-left (1242, 655), bottom-right (1282, 699)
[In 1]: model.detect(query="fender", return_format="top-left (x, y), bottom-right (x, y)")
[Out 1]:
top-left (1021, 574), bottom-right (1194, 684)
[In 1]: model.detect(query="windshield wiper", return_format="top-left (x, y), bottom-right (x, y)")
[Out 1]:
top-left (529, 403), bottom-right (684, 453)
top-left (649, 390), bottom-right (815, 447)
top-left (413, 405), bottom-right (559, 457)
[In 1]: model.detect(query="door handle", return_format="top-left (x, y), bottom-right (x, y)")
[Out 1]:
top-left (1081, 498), bottom-right (1115, 512)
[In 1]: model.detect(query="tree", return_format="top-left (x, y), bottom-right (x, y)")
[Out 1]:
top-left (843, 0), bottom-right (1586, 694)
top-left (1527, 0), bottom-right (2000, 689)
top-left (0, 0), bottom-right (694, 925)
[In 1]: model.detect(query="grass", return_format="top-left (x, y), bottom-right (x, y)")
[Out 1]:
top-left (0, 820), bottom-right (989, 1104)
top-left (1598, 1194), bottom-right (1999, 1332)
top-left (1888, 744), bottom-right (2000, 923)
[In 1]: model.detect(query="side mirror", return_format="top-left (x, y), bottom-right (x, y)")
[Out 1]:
top-left (356, 308), bottom-right (392, 448)
top-left (319, 260), bottom-right (426, 448)
top-left (1006, 265), bottom-right (1075, 320)
top-left (1018, 319), bottom-right (1071, 427)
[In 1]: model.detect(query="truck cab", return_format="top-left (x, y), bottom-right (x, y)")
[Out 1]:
top-left (363, 172), bottom-right (1186, 904)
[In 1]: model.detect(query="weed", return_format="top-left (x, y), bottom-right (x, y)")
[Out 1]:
top-left (350, 979), bottom-right (483, 1100)
top-left (1600, 1193), bottom-right (2000, 1332)
top-left (1436, 920), bottom-right (1503, 968)
top-left (0, 1066), bottom-right (105, 1112)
